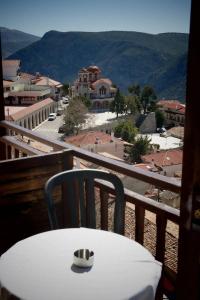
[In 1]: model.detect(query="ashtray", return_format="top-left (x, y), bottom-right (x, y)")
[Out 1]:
top-left (73, 249), bottom-right (94, 268)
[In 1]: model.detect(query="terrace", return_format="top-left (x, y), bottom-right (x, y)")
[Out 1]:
top-left (0, 1), bottom-right (199, 299)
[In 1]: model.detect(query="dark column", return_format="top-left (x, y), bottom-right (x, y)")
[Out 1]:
top-left (177, 1), bottom-right (200, 299)
top-left (0, 33), bottom-right (6, 160)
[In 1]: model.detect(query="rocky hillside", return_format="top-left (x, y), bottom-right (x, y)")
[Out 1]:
top-left (7, 30), bottom-right (188, 101)
top-left (1, 27), bottom-right (40, 58)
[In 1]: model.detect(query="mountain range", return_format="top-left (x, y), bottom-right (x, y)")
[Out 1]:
top-left (1, 27), bottom-right (40, 58)
top-left (2, 28), bottom-right (188, 102)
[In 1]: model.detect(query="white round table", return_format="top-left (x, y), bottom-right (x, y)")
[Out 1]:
top-left (0, 228), bottom-right (162, 300)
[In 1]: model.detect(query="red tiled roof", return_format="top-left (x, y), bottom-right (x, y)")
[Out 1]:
top-left (65, 131), bottom-right (114, 146)
top-left (87, 66), bottom-right (101, 73)
top-left (9, 91), bottom-right (45, 97)
top-left (142, 149), bottom-right (183, 167)
top-left (11, 98), bottom-right (54, 120)
top-left (20, 72), bottom-right (35, 81)
top-left (157, 100), bottom-right (185, 114)
top-left (92, 78), bottom-right (112, 87)
top-left (3, 80), bottom-right (13, 87)
top-left (5, 106), bottom-right (26, 121)
top-left (35, 77), bottom-right (62, 87)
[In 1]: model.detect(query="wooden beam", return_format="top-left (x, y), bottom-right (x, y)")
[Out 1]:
top-left (177, 0), bottom-right (200, 299)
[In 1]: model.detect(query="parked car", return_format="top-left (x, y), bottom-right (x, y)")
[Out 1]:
top-left (157, 127), bottom-right (166, 133)
top-left (58, 125), bottom-right (65, 133)
top-left (56, 108), bottom-right (63, 116)
top-left (62, 96), bottom-right (69, 104)
top-left (48, 113), bottom-right (56, 121)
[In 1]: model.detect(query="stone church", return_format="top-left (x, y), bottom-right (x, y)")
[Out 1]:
top-left (71, 66), bottom-right (117, 111)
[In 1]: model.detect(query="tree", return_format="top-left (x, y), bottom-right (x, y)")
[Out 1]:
top-left (141, 86), bottom-right (157, 114)
top-left (63, 98), bottom-right (88, 135)
top-left (79, 95), bottom-right (92, 109)
top-left (124, 95), bottom-right (139, 115)
top-left (126, 135), bottom-right (152, 163)
top-left (128, 84), bottom-right (157, 114)
top-left (155, 110), bottom-right (165, 128)
top-left (62, 83), bottom-right (69, 95)
top-left (110, 88), bottom-right (125, 118)
top-left (114, 120), bottom-right (138, 143)
top-left (128, 84), bottom-right (140, 97)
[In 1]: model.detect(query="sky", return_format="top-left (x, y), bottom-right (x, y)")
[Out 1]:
top-left (0, 0), bottom-right (191, 37)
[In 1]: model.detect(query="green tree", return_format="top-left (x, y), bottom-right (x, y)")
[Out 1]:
top-left (79, 95), bottom-right (92, 109)
top-left (114, 120), bottom-right (138, 143)
top-left (128, 84), bottom-right (140, 97)
top-left (110, 89), bottom-right (125, 118)
top-left (126, 135), bottom-right (152, 163)
top-left (124, 95), bottom-right (138, 115)
top-left (63, 98), bottom-right (88, 135)
top-left (141, 86), bottom-right (157, 114)
top-left (155, 110), bottom-right (165, 128)
top-left (128, 84), bottom-right (157, 114)
top-left (148, 100), bottom-right (158, 112)
top-left (62, 83), bottom-right (69, 95)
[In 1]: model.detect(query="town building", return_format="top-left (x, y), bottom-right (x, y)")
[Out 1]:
top-left (141, 148), bottom-right (183, 177)
top-left (34, 75), bottom-right (63, 100)
top-left (2, 60), bottom-right (63, 104)
top-left (71, 66), bottom-right (117, 111)
top-left (5, 98), bottom-right (57, 129)
top-left (157, 100), bottom-right (185, 127)
top-left (2, 60), bottom-right (21, 81)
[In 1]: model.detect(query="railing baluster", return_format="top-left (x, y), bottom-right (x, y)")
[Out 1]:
top-left (14, 148), bottom-right (19, 158)
top-left (135, 206), bottom-right (145, 245)
top-left (100, 189), bottom-right (108, 231)
top-left (7, 145), bottom-right (11, 159)
top-left (156, 214), bottom-right (167, 263)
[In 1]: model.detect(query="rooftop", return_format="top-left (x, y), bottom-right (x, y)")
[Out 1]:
top-left (157, 100), bottom-right (185, 114)
top-left (65, 131), bottom-right (114, 147)
top-left (142, 149), bottom-right (183, 167)
top-left (2, 60), bottom-right (21, 67)
top-left (10, 98), bottom-right (54, 120)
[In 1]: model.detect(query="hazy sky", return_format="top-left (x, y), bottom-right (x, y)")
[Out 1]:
top-left (0, 0), bottom-right (191, 37)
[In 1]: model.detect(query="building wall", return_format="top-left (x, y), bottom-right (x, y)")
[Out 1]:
top-left (15, 101), bottom-right (57, 130)
top-left (3, 65), bottom-right (20, 81)
top-left (139, 112), bottom-right (157, 133)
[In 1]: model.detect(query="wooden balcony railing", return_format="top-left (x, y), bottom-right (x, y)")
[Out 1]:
top-left (0, 120), bottom-right (181, 299)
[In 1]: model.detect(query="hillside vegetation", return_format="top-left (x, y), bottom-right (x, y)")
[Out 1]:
top-left (7, 30), bottom-right (188, 102)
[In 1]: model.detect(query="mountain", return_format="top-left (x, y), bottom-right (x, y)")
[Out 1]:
top-left (7, 30), bottom-right (188, 101)
top-left (0, 27), bottom-right (40, 58)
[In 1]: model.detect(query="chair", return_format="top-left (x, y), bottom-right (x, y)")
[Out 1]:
top-left (44, 169), bottom-right (125, 234)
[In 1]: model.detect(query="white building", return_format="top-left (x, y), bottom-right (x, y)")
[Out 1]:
top-left (2, 60), bottom-right (21, 81)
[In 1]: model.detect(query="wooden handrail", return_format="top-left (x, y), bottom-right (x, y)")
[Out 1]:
top-left (0, 120), bottom-right (181, 193)
top-left (0, 136), bottom-right (44, 156)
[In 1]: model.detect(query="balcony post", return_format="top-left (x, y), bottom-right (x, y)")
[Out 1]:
top-left (0, 33), bottom-right (6, 160)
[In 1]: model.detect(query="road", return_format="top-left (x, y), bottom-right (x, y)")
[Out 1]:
top-left (33, 114), bottom-right (65, 141)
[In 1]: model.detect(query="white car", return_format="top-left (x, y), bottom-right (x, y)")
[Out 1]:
top-left (48, 113), bottom-right (56, 121)
top-left (62, 97), bottom-right (69, 104)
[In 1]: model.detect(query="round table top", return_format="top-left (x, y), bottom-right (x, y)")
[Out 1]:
top-left (0, 228), bottom-right (162, 300)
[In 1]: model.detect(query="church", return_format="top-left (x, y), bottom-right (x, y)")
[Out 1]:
top-left (71, 66), bottom-right (117, 111)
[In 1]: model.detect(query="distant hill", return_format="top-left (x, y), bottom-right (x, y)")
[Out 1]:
top-left (0, 27), bottom-right (40, 58)
top-left (7, 30), bottom-right (188, 102)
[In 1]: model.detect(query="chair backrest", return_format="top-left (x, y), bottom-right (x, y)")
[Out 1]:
top-left (44, 169), bottom-right (125, 234)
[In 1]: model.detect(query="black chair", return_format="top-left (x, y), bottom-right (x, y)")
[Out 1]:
top-left (44, 169), bottom-right (125, 234)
